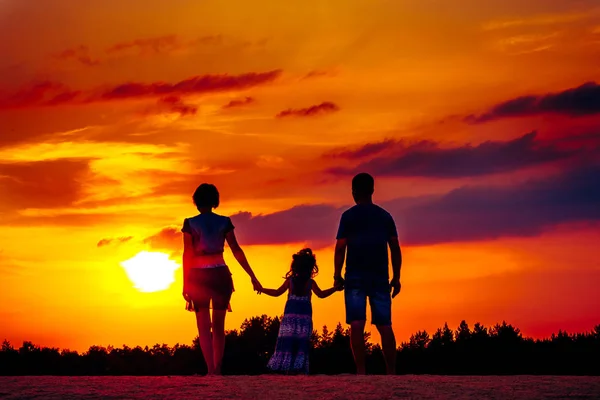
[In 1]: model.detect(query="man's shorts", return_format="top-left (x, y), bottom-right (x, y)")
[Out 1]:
top-left (344, 276), bottom-right (392, 326)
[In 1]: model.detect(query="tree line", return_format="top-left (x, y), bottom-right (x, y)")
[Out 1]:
top-left (1, 316), bottom-right (599, 375)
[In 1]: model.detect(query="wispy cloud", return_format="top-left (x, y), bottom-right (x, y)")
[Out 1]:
top-left (97, 236), bottom-right (134, 247)
top-left (482, 9), bottom-right (596, 31)
top-left (222, 96), bottom-right (255, 109)
top-left (276, 102), bottom-right (339, 118)
top-left (0, 70), bottom-right (282, 110)
top-left (106, 35), bottom-right (183, 55)
top-left (52, 45), bottom-right (101, 67)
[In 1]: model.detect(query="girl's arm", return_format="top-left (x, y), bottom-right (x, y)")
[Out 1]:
top-left (259, 279), bottom-right (289, 297)
top-left (225, 230), bottom-right (262, 291)
top-left (311, 279), bottom-right (339, 299)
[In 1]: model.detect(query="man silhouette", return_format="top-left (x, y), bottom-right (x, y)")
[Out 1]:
top-left (334, 172), bottom-right (402, 375)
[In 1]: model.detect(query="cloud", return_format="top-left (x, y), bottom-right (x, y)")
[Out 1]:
top-left (276, 102), bottom-right (340, 118)
top-left (101, 70), bottom-right (281, 101)
top-left (229, 163), bottom-right (600, 246)
top-left (142, 227), bottom-right (180, 250)
top-left (301, 70), bottom-right (338, 80)
top-left (0, 159), bottom-right (91, 210)
top-left (105, 35), bottom-right (183, 55)
top-left (326, 132), bottom-right (579, 178)
top-left (0, 70), bottom-right (282, 110)
top-left (466, 82), bottom-right (600, 123)
top-left (155, 96), bottom-right (197, 116)
top-left (325, 139), bottom-right (396, 160)
top-left (53, 45), bottom-right (101, 67)
top-left (97, 236), bottom-right (134, 247)
top-left (482, 9), bottom-right (595, 31)
top-left (222, 96), bottom-right (255, 109)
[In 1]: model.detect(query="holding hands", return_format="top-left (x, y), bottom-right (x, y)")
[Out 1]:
top-left (251, 276), bottom-right (263, 293)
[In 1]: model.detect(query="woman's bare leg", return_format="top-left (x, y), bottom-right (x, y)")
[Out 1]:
top-left (195, 309), bottom-right (215, 375)
top-left (212, 309), bottom-right (227, 375)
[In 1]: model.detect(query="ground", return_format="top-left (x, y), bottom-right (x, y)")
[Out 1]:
top-left (2, 375), bottom-right (600, 399)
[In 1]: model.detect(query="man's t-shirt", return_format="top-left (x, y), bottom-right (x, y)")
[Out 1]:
top-left (336, 203), bottom-right (397, 283)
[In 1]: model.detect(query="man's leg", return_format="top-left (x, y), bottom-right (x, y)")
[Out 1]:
top-left (370, 289), bottom-right (396, 375)
top-left (345, 284), bottom-right (368, 374)
top-left (350, 320), bottom-right (367, 375)
top-left (376, 325), bottom-right (397, 375)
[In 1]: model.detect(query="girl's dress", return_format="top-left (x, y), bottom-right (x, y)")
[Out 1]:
top-left (267, 279), bottom-right (313, 374)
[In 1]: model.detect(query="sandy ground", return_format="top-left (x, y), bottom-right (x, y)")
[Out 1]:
top-left (1, 375), bottom-right (599, 399)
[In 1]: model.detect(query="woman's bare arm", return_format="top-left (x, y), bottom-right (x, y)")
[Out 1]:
top-left (182, 233), bottom-right (194, 296)
top-left (311, 279), bottom-right (339, 299)
top-left (225, 230), bottom-right (261, 290)
top-left (259, 279), bottom-right (289, 297)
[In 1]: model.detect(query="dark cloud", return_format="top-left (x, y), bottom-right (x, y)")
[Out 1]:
top-left (466, 82), bottom-right (600, 123)
top-left (96, 236), bottom-right (134, 247)
top-left (101, 70), bottom-right (282, 101)
top-left (276, 102), bottom-right (339, 118)
top-left (228, 163), bottom-right (600, 246)
top-left (325, 139), bottom-right (396, 160)
top-left (53, 45), bottom-right (101, 67)
top-left (327, 132), bottom-right (579, 178)
top-left (0, 70), bottom-right (282, 110)
top-left (0, 159), bottom-right (91, 210)
top-left (222, 96), bottom-right (255, 109)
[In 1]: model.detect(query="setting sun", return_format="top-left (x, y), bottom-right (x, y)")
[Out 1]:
top-left (120, 251), bottom-right (180, 293)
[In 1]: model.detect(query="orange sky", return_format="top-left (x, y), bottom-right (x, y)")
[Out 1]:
top-left (1, 0), bottom-right (599, 352)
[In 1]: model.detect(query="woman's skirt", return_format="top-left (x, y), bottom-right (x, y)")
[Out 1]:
top-left (185, 266), bottom-right (234, 312)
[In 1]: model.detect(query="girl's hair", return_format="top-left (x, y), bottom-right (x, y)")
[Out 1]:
top-left (285, 248), bottom-right (318, 296)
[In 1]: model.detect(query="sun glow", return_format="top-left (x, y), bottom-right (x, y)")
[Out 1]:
top-left (120, 251), bottom-right (180, 292)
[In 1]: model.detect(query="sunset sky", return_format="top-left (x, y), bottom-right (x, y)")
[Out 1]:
top-left (1, 0), bottom-right (599, 352)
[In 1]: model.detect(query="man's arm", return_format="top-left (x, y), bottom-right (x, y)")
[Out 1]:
top-left (334, 238), bottom-right (347, 281)
top-left (334, 213), bottom-right (348, 285)
top-left (389, 236), bottom-right (402, 281)
top-left (387, 214), bottom-right (402, 298)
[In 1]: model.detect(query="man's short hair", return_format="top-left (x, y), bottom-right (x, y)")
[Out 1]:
top-left (352, 173), bottom-right (374, 196)
top-left (193, 183), bottom-right (220, 209)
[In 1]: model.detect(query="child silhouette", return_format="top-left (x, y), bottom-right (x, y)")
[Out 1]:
top-left (258, 248), bottom-right (342, 374)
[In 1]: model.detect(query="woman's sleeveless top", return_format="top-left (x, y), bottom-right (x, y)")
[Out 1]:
top-left (181, 213), bottom-right (235, 268)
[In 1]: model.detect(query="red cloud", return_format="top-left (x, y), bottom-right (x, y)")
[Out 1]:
top-left (156, 96), bottom-right (197, 116)
top-left (53, 45), bottom-right (101, 67)
top-left (276, 102), bottom-right (340, 118)
top-left (0, 70), bottom-right (282, 110)
top-left (101, 70), bottom-right (281, 100)
top-left (106, 35), bottom-right (183, 55)
top-left (97, 236), bottom-right (134, 247)
top-left (0, 159), bottom-right (92, 211)
top-left (222, 96), bottom-right (255, 109)
top-left (142, 227), bottom-right (180, 250)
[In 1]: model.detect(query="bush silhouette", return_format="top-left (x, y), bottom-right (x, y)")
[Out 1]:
top-left (1, 317), bottom-right (599, 375)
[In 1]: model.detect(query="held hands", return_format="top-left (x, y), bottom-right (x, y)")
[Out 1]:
top-left (333, 276), bottom-right (345, 291)
top-left (390, 277), bottom-right (401, 299)
top-left (252, 276), bottom-right (263, 294)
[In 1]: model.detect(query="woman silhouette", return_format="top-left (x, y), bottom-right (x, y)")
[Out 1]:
top-left (181, 183), bottom-right (262, 375)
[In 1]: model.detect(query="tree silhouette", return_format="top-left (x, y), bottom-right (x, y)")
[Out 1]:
top-left (1, 318), bottom-right (599, 376)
